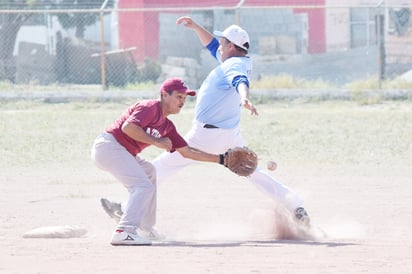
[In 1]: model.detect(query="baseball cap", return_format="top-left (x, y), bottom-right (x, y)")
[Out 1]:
top-left (213, 25), bottom-right (250, 51)
top-left (160, 77), bottom-right (196, 96)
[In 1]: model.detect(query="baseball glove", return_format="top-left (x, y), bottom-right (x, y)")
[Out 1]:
top-left (220, 147), bottom-right (258, 177)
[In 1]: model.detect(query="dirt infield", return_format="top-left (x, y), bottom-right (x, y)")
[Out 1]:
top-left (0, 100), bottom-right (411, 273)
top-left (1, 164), bottom-right (411, 273)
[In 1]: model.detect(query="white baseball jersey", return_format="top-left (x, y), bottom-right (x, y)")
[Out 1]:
top-left (195, 38), bottom-right (252, 129)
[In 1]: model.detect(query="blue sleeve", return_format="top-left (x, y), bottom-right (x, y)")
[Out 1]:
top-left (232, 75), bottom-right (249, 91)
top-left (206, 38), bottom-right (220, 60)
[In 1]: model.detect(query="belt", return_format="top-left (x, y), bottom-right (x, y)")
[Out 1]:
top-left (203, 124), bottom-right (219, 129)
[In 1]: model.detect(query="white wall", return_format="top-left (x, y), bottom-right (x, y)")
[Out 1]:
top-left (325, 1), bottom-right (350, 51)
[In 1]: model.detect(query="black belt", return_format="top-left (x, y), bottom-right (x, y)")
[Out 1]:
top-left (203, 124), bottom-right (219, 129)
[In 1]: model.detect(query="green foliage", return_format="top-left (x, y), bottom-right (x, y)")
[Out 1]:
top-left (252, 74), bottom-right (335, 89)
top-left (0, 80), bottom-right (13, 90)
top-left (252, 74), bottom-right (412, 93)
top-left (350, 90), bottom-right (383, 105)
top-left (384, 79), bottom-right (412, 89)
top-left (0, 0), bottom-right (48, 9)
top-left (343, 77), bottom-right (412, 104)
top-left (344, 76), bottom-right (380, 91)
top-left (1, 101), bottom-right (411, 169)
top-left (54, 0), bottom-right (114, 38)
top-left (122, 81), bottom-right (157, 91)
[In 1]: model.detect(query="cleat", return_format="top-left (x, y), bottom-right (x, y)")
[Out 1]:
top-left (100, 198), bottom-right (123, 223)
top-left (110, 229), bottom-right (151, 246)
top-left (294, 207), bottom-right (310, 226)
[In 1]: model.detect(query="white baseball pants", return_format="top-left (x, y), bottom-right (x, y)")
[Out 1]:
top-left (153, 120), bottom-right (303, 212)
top-left (91, 133), bottom-right (156, 233)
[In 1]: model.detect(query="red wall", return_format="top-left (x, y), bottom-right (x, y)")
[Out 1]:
top-left (118, 0), bottom-right (159, 62)
top-left (295, 7), bottom-right (326, 53)
top-left (117, 0), bottom-right (325, 62)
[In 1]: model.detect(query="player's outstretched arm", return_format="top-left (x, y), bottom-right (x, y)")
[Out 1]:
top-left (176, 16), bottom-right (214, 46)
top-left (176, 146), bottom-right (220, 163)
top-left (238, 82), bottom-right (258, 115)
top-left (176, 146), bottom-right (258, 177)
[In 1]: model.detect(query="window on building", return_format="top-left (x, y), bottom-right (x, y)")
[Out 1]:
top-left (350, 8), bottom-right (377, 48)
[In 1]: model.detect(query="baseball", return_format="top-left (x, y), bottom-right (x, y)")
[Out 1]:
top-left (267, 161), bottom-right (277, 171)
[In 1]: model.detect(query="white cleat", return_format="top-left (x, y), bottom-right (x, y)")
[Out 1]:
top-left (110, 229), bottom-right (151, 246)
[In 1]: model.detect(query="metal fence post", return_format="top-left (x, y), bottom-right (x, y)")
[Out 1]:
top-left (100, 0), bottom-right (109, 90)
top-left (376, 1), bottom-right (385, 89)
top-left (235, 0), bottom-right (245, 25)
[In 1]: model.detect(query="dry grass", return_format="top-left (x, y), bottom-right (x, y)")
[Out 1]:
top-left (1, 99), bottom-right (411, 172)
top-left (251, 74), bottom-right (412, 91)
top-left (2, 74), bottom-right (412, 93)
top-left (252, 74), bottom-right (334, 89)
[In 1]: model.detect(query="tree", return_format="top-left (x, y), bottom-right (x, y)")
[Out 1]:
top-left (0, 0), bottom-right (114, 81)
top-left (0, 0), bottom-right (52, 81)
top-left (55, 0), bottom-right (114, 38)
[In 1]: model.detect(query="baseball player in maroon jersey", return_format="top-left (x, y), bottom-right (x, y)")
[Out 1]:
top-left (91, 78), bottom-right (224, 246)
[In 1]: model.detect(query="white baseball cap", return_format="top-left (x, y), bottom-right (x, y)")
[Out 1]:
top-left (213, 25), bottom-right (250, 51)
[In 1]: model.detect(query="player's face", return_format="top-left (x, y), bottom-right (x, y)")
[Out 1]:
top-left (164, 91), bottom-right (187, 115)
top-left (218, 38), bottom-right (233, 61)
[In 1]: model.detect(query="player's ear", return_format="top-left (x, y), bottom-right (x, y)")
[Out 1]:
top-left (160, 91), bottom-right (167, 100)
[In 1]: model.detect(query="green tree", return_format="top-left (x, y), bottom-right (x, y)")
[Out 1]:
top-left (0, 0), bottom-right (114, 81)
top-left (0, 0), bottom-right (52, 81)
top-left (55, 0), bottom-right (113, 38)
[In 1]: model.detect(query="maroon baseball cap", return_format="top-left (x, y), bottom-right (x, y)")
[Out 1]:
top-left (160, 77), bottom-right (196, 96)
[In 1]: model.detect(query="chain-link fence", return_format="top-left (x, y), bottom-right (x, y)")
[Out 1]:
top-left (0, 3), bottom-right (411, 90)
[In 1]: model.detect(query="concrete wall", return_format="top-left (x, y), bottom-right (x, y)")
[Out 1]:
top-left (325, 7), bottom-right (350, 51)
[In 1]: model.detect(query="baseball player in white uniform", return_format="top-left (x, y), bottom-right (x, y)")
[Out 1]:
top-left (101, 16), bottom-right (310, 235)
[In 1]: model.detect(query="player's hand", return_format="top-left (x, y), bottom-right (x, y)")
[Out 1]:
top-left (242, 98), bottom-right (258, 116)
top-left (154, 137), bottom-right (173, 152)
top-left (176, 16), bottom-right (197, 29)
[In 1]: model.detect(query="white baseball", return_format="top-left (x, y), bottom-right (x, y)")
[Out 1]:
top-left (267, 161), bottom-right (277, 171)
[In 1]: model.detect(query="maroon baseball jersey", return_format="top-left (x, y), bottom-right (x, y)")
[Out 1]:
top-left (106, 99), bottom-right (187, 156)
